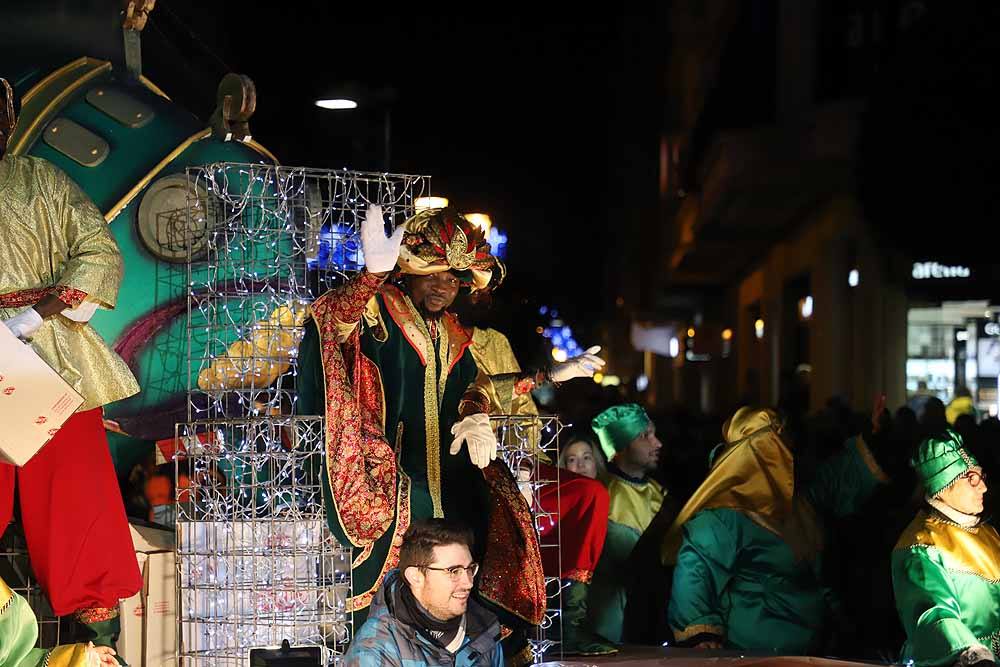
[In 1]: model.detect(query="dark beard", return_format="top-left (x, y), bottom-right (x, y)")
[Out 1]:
top-left (416, 301), bottom-right (447, 321)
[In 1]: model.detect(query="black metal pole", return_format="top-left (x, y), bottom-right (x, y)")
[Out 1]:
top-left (383, 108), bottom-right (392, 171)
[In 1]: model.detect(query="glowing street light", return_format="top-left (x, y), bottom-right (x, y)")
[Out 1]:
top-left (798, 296), bottom-right (814, 320)
top-left (314, 98), bottom-right (358, 110)
top-left (668, 337), bottom-right (680, 358)
top-left (415, 196), bottom-right (449, 211)
top-left (314, 84), bottom-right (397, 168)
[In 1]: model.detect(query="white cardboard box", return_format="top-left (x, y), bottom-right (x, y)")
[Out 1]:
top-left (0, 324), bottom-right (84, 466)
top-left (119, 522), bottom-right (176, 666)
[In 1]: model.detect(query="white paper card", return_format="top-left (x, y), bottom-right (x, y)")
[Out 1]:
top-left (0, 324), bottom-right (84, 466)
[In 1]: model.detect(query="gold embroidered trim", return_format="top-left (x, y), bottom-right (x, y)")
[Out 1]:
top-left (74, 606), bottom-right (119, 624)
top-left (347, 471), bottom-right (412, 612)
top-left (673, 623), bottom-right (726, 642)
top-left (907, 544), bottom-right (1000, 584)
top-left (352, 544), bottom-right (375, 570)
top-left (508, 643), bottom-right (534, 667)
top-left (401, 295), bottom-right (449, 518)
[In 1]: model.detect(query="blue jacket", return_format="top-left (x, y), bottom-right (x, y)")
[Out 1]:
top-left (343, 570), bottom-right (503, 667)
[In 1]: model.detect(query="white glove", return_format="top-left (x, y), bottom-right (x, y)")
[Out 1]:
top-left (449, 413), bottom-right (498, 469)
top-left (550, 345), bottom-right (605, 382)
top-left (3, 307), bottom-right (43, 340)
top-left (61, 300), bottom-right (99, 323)
top-left (361, 205), bottom-right (406, 274)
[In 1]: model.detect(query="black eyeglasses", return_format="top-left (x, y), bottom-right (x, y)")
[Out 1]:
top-left (421, 563), bottom-right (479, 581)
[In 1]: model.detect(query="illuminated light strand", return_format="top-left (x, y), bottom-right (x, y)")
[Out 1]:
top-left (176, 163), bottom-right (565, 659)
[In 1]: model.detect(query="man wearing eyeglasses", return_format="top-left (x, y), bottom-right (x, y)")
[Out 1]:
top-left (893, 430), bottom-right (1000, 667)
top-left (344, 518), bottom-right (503, 666)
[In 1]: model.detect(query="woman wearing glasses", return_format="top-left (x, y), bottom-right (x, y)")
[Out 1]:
top-left (892, 431), bottom-right (1000, 667)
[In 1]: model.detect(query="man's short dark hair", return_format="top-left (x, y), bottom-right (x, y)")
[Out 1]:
top-left (398, 518), bottom-right (474, 571)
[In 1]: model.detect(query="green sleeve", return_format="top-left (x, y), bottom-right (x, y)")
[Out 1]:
top-left (667, 508), bottom-right (742, 643)
top-left (0, 585), bottom-right (50, 667)
top-left (892, 547), bottom-right (981, 666)
top-left (603, 520), bottom-right (641, 567)
top-left (805, 436), bottom-right (887, 517)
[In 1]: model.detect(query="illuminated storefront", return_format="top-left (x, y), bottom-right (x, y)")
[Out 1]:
top-left (906, 261), bottom-right (1000, 417)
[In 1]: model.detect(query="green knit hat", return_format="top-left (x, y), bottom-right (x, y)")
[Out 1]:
top-left (591, 404), bottom-right (651, 461)
top-left (911, 430), bottom-right (979, 497)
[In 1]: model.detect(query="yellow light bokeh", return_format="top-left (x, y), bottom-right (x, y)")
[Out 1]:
top-left (687, 327), bottom-right (696, 338)
top-left (754, 319), bottom-right (765, 339)
top-left (722, 328), bottom-right (733, 341)
top-left (463, 213), bottom-right (492, 235)
top-left (415, 196), bottom-right (449, 211)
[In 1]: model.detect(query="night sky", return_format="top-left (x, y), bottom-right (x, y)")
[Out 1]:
top-left (150, 5), bottom-right (636, 321)
top-left (4, 2), bottom-right (664, 362)
top-left (5, 1), bottom-right (997, 354)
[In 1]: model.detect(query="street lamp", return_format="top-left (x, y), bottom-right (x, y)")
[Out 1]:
top-left (314, 83), bottom-right (396, 170)
top-left (315, 98), bottom-right (358, 110)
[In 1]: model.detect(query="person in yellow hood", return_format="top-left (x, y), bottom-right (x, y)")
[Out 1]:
top-left (946, 386), bottom-right (977, 425)
top-left (663, 405), bottom-right (889, 652)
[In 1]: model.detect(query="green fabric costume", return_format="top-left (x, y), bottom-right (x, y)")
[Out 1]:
top-left (664, 408), bottom-right (886, 652)
top-left (297, 277), bottom-right (483, 627)
top-left (297, 208), bottom-right (545, 655)
top-left (0, 578), bottom-right (95, 667)
top-left (892, 431), bottom-right (1000, 666)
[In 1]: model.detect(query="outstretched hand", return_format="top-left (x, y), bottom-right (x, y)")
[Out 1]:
top-left (550, 345), bottom-right (606, 383)
top-left (449, 413), bottom-right (498, 469)
top-left (361, 205), bottom-right (406, 274)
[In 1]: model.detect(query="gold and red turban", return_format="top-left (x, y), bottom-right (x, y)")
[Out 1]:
top-left (396, 207), bottom-right (504, 292)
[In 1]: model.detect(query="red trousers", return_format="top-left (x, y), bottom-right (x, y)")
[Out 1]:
top-left (537, 464), bottom-right (609, 583)
top-left (0, 408), bottom-right (141, 616)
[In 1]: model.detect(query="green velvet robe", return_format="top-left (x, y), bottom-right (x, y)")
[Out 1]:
top-left (298, 287), bottom-right (481, 627)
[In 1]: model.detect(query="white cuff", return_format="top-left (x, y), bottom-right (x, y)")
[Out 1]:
top-left (61, 301), bottom-right (99, 323)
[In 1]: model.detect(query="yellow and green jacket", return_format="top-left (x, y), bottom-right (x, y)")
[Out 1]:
top-left (893, 509), bottom-right (1000, 666)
